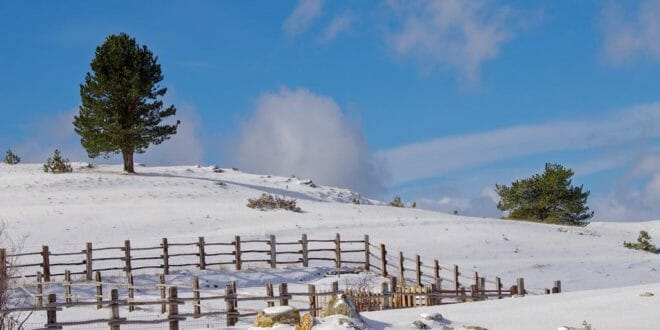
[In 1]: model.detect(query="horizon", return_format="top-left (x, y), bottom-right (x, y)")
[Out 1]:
top-left (2, 1), bottom-right (660, 221)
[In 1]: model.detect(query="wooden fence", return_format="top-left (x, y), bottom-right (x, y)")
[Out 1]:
top-left (0, 233), bottom-right (563, 328)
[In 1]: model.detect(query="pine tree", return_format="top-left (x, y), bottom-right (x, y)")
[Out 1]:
top-left (43, 149), bottom-right (72, 173)
top-left (3, 149), bottom-right (20, 164)
top-left (495, 163), bottom-right (593, 226)
top-left (73, 33), bottom-right (179, 173)
top-left (389, 196), bottom-right (404, 208)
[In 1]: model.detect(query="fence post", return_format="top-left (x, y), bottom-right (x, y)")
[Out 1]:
top-left (389, 277), bottom-right (397, 308)
top-left (381, 282), bottom-right (389, 310)
top-left (162, 238), bottom-right (170, 275)
top-left (234, 235), bottom-right (242, 270)
top-left (95, 271), bottom-right (102, 309)
top-left (198, 237), bottom-right (206, 270)
top-left (266, 283), bottom-right (274, 307)
top-left (36, 271), bottom-right (43, 308)
top-left (308, 284), bottom-right (317, 317)
top-left (399, 251), bottom-right (405, 287)
top-left (301, 234), bottom-right (309, 267)
top-left (331, 281), bottom-right (339, 293)
top-left (160, 274), bottom-right (167, 314)
top-left (269, 235), bottom-right (277, 269)
top-left (479, 277), bottom-right (486, 295)
top-left (64, 270), bottom-right (71, 305)
top-left (168, 286), bottom-right (180, 330)
top-left (85, 242), bottom-right (93, 281)
top-left (380, 244), bottom-right (387, 277)
top-left (516, 278), bottom-right (525, 295)
top-left (192, 276), bottom-right (200, 318)
top-left (109, 289), bottom-right (120, 330)
top-left (123, 240), bottom-right (132, 277)
top-left (42, 245), bottom-right (51, 282)
top-left (335, 233), bottom-right (341, 269)
top-left (225, 282), bottom-right (237, 326)
top-left (415, 255), bottom-right (422, 287)
top-left (0, 249), bottom-right (5, 288)
top-left (279, 283), bottom-right (289, 306)
top-left (128, 272), bottom-right (135, 312)
top-left (433, 259), bottom-right (440, 286)
top-left (46, 293), bottom-right (58, 329)
top-left (496, 277), bottom-right (502, 299)
top-left (553, 280), bottom-right (562, 293)
top-left (453, 265), bottom-right (459, 293)
top-left (364, 235), bottom-right (370, 271)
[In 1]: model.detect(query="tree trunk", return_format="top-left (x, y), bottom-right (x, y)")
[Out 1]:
top-left (122, 150), bottom-right (135, 173)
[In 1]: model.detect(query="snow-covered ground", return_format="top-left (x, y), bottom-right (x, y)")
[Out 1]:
top-left (1, 163), bottom-right (659, 329)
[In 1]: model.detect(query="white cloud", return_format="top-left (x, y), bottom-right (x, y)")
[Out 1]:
top-left (377, 102), bottom-right (660, 185)
top-left (384, 0), bottom-right (518, 81)
top-left (601, 0), bottom-right (660, 64)
top-left (233, 87), bottom-right (385, 197)
top-left (283, 0), bottom-right (325, 37)
top-left (319, 11), bottom-right (356, 43)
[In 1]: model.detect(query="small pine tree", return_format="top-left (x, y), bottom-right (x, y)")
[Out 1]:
top-left (3, 149), bottom-right (20, 164)
top-left (624, 231), bottom-right (658, 253)
top-left (43, 149), bottom-right (72, 173)
top-left (389, 196), bottom-right (404, 208)
top-left (411, 202), bottom-right (417, 208)
top-left (496, 163), bottom-right (593, 226)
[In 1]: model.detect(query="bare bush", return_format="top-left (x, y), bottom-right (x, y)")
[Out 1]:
top-left (0, 221), bottom-right (30, 329)
top-left (247, 193), bottom-right (302, 212)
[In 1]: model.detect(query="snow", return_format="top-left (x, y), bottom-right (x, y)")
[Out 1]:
top-left (1, 163), bottom-right (659, 328)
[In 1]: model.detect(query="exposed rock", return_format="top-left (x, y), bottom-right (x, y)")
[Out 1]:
top-left (640, 291), bottom-right (654, 297)
top-left (254, 306), bottom-right (300, 327)
top-left (420, 312), bottom-right (444, 321)
top-left (320, 293), bottom-right (360, 319)
top-left (413, 320), bottom-right (430, 329)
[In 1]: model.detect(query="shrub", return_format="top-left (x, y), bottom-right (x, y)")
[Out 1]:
top-left (3, 149), bottom-right (20, 164)
top-left (624, 231), bottom-right (658, 253)
top-left (389, 196), bottom-right (404, 208)
top-left (43, 149), bottom-right (72, 173)
top-left (247, 193), bottom-right (302, 212)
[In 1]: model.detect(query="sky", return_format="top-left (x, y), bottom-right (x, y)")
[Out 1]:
top-left (1, 1), bottom-right (660, 221)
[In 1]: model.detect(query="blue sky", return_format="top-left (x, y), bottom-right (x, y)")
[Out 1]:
top-left (2, 1), bottom-right (660, 221)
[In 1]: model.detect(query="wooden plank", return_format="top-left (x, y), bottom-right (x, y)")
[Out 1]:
top-left (269, 235), bottom-right (276, 269)
top-left (415, 255), bottom-right (422, 287)
top-left (266, 283), bottom-right (274, 307)
top-left (279, 283), bottom-right (289, 306)
top-left (380, 244), bottom-right (387, 277)
top-left (234, 236), bottom-right (241, 270)
top-left (128, 272), bottom-right (135, 312)
top-left (85, 243), bottom-right (93, 281)
top-left (496, 277), bottom-right (502, 299)
top-left (36, 271), bottom-right (43, 308)
top-left (225, 282), bottom-right (236, 326)
top-left (42, 245), bottom-right (51, 282)
top-left (335, 233), bottom-right (341, 269)
top-left (301, 234), bottom-right (309, 267)
top-left (308, 284), bottom-right (317, 317)
top-left (64, 270), bottom-right (72, 305)
top-left (110, 289), bottom-right (120, 330)
top-left (160, 274), bottom-right (166, 314)
top-left (192, 276), bottom-right (200, 318)
top-left (123, 240), bottom-right (132, 277)
top-left (198, 237), bottom-right (206, 270)
top-left (168, 286), bottom-right (180, 330)
top-left (453, 265), bottom-right (460, 292)
top-left (46, 293), bottom-right (58, 329)
top-left (162, 238), bottom-right (169, 275)
top-left (399, 251), bottom-right (405, 286)
top-left (95, 271), bottom-right (102, 309)
top-left (364, 235), bottom-right (370, 271)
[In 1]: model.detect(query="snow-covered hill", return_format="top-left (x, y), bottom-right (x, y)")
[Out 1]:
top-left (1, 163), bottom-right (659, 329)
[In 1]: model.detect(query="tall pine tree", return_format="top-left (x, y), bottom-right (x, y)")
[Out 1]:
top-left (74, 33), bottom-right (179, 173)
top-left (496, 163), bottom-right (593, 226)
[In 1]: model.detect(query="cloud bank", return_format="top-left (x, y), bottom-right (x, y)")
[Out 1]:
top-left (384, 0), bottom-right (518, 81)
top-left (283, 0), bottom-right (325, 37)
top-left (601, 0), bottom-right (660, 64)
top-left (233, 87), bottom-right (385, 197)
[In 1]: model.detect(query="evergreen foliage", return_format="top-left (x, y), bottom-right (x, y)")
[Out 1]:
top-left (43, 149), bottom-right (72, 173)
top-left (624, 231), bottom-right (658, 253)
top-left (389, 196), bottom-right (404, 208)
top-left (3, 149), bottom-right (20, 164)
top-left (73, 33), bottom-right (179, 173)
top-left (495, 163), bottom-right (593, 226)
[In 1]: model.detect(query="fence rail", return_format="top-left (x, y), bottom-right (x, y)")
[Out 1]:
top-left (0, 233), bottom-right (562, 329)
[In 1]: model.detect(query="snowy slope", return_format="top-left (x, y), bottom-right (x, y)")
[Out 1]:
top-left (1, 163), bottom-right (659, 295)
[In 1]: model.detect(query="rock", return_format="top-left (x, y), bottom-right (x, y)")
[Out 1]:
top-left (420, 312), bottom-right (444, 321)
top-left (320, 294), bottom-right (360, 319)
top-left (254, 306), bottom-right (301, 327)
top-left (640, 292), bottom-right (654, 297)
top-left (295, 313), bottom-right (314, 330)
top-left (413, 320), bottom-right (430, 329)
